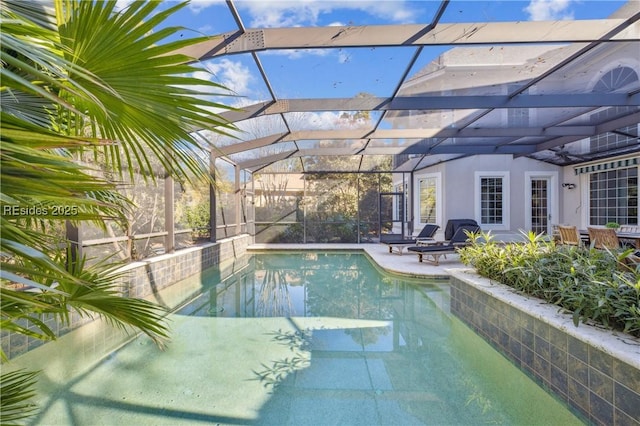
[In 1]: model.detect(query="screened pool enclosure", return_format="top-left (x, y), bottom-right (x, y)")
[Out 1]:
top-left (67, 0), bottom-right (639, 262)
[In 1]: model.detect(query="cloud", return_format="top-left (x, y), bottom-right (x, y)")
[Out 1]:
top-left (204, 59), bottom-right (253, 96)
top-left (231, 1), bottom-right (419, 60)
top-left (303, 111), bottom-right (344, 130)
top-left (262, 48), bottom-right (331, 60)
top-left (338, 51), bottom-right (351, 64)
top-left (238, 0), bottom-right (418, 28)
top-left (187, 0), bottom-right (224, 14)
top-left (293, 111), bottom-right (373, 131)
top-left (114, 0), bottom-right (135, 11)
top-left (524, 0), bottom-right (575, 21)
top-left (197, 24), bottom-right (214, 34)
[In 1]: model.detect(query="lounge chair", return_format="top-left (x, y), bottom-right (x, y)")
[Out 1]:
top-left (407, 224), bottom-right (480, 265)
top-left (381, 224), bottom-right (439, 255)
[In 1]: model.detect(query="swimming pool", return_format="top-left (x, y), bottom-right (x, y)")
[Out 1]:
top-left (26, 251), bottom-right (584, 425)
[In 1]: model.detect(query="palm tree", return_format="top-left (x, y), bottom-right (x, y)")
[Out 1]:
top-left (1, 0), bottom-right (235, 421)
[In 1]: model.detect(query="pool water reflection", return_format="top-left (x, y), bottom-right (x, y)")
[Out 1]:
top-left (171, 251), bottom-right (583, 425)
top-left (28, 251), bottom-right (584, 425)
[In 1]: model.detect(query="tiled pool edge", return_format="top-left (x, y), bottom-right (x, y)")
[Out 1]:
top-left (1, 235), bottom-right (252, 361)
top-left (448, 268), bottom-right (640, 426)
top-left (118, 234), bottom-right (251, 299)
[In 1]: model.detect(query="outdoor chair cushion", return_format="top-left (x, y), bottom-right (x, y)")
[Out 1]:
top-left (444, 219), bottom-right (479, 240)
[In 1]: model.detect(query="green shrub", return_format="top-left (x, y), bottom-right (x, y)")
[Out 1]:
top-left (459, 231), bottom-right (640, 337)
top-left (183, 201), bottom-right (210, 238)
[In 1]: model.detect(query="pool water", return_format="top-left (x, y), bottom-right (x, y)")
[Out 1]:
top-left (28, 252), bottom-right (584, 425)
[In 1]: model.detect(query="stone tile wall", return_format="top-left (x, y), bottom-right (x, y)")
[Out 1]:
top-left (449, 270), bottom-right (640, 426)
top-left (1, 235), bottom-right (252, 360)
top-left (119, 234), bottom-right (251, 299)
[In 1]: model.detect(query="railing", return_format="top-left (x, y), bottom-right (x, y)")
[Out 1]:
top-left (79, 222), bottom-right (251, 263)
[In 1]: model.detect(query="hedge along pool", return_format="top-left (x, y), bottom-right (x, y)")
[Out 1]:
top-left (23, 251), bottom-right (584, 425)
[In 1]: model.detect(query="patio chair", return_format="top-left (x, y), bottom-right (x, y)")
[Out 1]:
top-left (407, 224), bottom-right (480, 265)
top-left (381, 224), bottom-right (439, 255)
top-left (587, 227), bottom-right (620, 250)
top-left (618, 225), bottom-right (640, 249)
top-left (443, 219), bottom-right (480, 240)
top-left (557, 225), bottom-right (582, 246)
top-left (414, 223), bottom-right (440, 243)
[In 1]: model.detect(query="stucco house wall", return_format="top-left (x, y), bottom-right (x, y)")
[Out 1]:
top-left (409, 155), bottom-right (562, 238)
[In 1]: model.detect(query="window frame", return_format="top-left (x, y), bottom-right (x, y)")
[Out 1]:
top-left (475, 171), bottom-right (510, 230)
top-left (414, 172), bottom-right (442, 230)
top-left (524, 171), bottom-right (559, 235)
top-left (586, 166), bottom-right (638, 226)
top-left (393, 182), bottom-right (407, 223)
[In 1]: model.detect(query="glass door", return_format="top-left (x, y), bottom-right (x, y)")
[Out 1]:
top-left (379, 192), bottom-right (405, 240)
top-left (530, 178), bottom-right (550, 235)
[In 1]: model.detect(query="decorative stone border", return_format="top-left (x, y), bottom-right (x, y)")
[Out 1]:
top-left (448, 268), bottom-right (640, 426)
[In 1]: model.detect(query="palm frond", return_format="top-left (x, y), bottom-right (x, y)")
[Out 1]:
top-left (1, 0), bottom-right (236, 367)
top-left (55, 0), bottom-right (237, 185)
top-left (0, 90), bottom-right (55, 129)
top-left (1, 115), bottom-right (132, 225)
top-left (0, 7), bottom-right (111, 115)
top-left (56, 254), bottom-right (171, 347)
top-left (1, 0), bottom-right (56, 30)
top-left (0, 369), bottom-right (40, 424)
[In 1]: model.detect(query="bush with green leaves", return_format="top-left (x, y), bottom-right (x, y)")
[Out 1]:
top-left (183, 201), bottom-right (211, 238)
top-left (459, 231), bottom-right (640, 337)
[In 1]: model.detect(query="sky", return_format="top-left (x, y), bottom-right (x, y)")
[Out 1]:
top-left (134, 0), bottom-right (631, 139)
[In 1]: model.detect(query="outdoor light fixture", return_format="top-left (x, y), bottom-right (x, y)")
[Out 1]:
top-left (562, 183), bottom-right (576, 189)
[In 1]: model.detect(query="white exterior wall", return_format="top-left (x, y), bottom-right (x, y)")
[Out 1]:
top-left (560, 165), bottom-right (584, 228)
top-left (411, 155), bottom-right (563, 238)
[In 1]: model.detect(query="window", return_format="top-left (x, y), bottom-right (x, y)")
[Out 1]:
top-left (593, 67), bottom-right (638, 93)
top-left (418, 177), bottom-right (437, 224)
top-left (589, 167), bottom-right (638, 226)
top-left (590, 106), bottom-right (638, 152)
top-left (481, 178), bottom-right (503, 224)
top-left (475, 172), bottom-right (509, 229)
top-left (590, 67), bottom-right (639, 152)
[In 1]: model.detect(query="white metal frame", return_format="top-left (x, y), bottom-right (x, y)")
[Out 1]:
top-left (474, 171), bottom-right (511, 231)
top-left (524, 171), bottom-right (559, 235)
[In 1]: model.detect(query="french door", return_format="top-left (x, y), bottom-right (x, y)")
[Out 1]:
top-left (526, 172), bottom-right (559, 236)
top-left (529, 177), bottom-right (551, 235)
